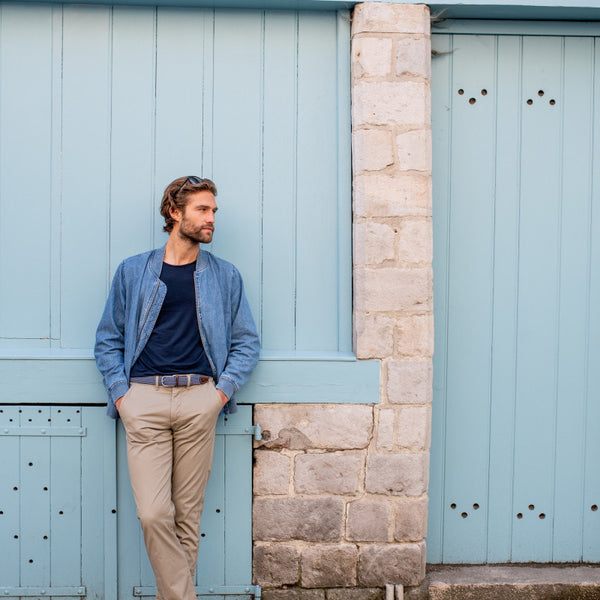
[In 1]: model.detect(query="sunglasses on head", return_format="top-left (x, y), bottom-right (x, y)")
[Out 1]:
top-left (174, 176), bottom-right (206, 198)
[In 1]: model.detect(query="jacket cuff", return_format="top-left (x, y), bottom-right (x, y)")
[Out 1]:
top-left (216, 377), bottom-right (236, 400)
top-left (109, 380), bottom-right (130, 404)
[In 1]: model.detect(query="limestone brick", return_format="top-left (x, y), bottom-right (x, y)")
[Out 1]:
top-left (354, 312), bottom-right (394, 359)
top-left (254, 450), bottom-right (291, 495)
top-left (353, 173), bottom-right (431, 218)
top-left (301, 544), bottom-right (359, 587)
top-left (394, 496), bottom-right (428, 542)
top-left (255, 405), bottom-right (373, 450)
top-left (295, 453), bottom-right (363, 495)
top-left (254, 544), bottom-right (300, 587)
top-left (354, 221), bottom-right (396, 266)
top-left (352, 36), bottom-right (393, 78)
top-left (352, 81), bottom-right (429, 128)
top-left (396, 217), bottom-right (433, 265)
top-left (263, 590), bottom-right (325, 600)
top-left (346, 498), bottom-right (391, 542)
top-left (352, 3), bottom-right (430, 36)
top-left (365, 453), bottom-right (429, 496)
top-left (353, 129), bottom-right (395, 173)
top-left (396, 406), bottom-right (431, 451)
top-left (386, 360), bottom-right (433, 404)
top-left (395, 314), bottom-right (434, 358)
top-left (358, 542), bottom-right (426, 587)
top-left (253, 497), bottom-right (344, 542)
top-left (328, 589), bottom-right (384, 600)
top-left (354, 268), bottom-right (432, 313)
top-left (395, 36), bottom-right (432, 79)
top-left (396, 130), bottom-right (432, 173)
top-left (376, 408), bottom-right (395, 451)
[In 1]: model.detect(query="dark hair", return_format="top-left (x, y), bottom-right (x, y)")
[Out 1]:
top-left (160, 177), bottom-right (218, 233)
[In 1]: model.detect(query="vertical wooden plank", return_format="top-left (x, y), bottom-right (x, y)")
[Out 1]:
top-left (583, 38), bottom-right (600, 563)
top-left (487, 35), bottom-right (522, 563)
top-left (295, 11), bottom-right (339, 351)
top-left (154, 7), bottom-right (208, 246)
top-left (261, 11), bottom-right (298, 351)
top-left (223, 408), bottom-right (252, 584)
top-left (60, 5), bottom-right (112, 348)
top-left (552, 36), bottom-right (594, 562)
top-left (429, 32), bottom-right (453, 565)
top-left (104, 414), bottom-right (119, 600)
top-left (211, 10), bottom-right (263, 322)
top-left (196, 427), bottom-right (226, 585)
top-left (442, 34), bottom-right (496, 563)
top-left (0, 407), bottom-right (21, 587)
top-left (110, 7), bottom-right (157, 273)
top-left (0, 4), bottom-right (52, 341)
top-left (81, 407), bottom-right (111, 599)
top-left (511, 35), bottom-right (563, 562)
top-left (20, 407), bottom-right (51, 588)
top-left (50, 406), bottom-right (82, 595)
top-left (336, 11), bottom-right (353, 353)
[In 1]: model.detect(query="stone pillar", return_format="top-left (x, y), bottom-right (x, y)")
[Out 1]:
top-left (253, 4), bottom-right (432, 597)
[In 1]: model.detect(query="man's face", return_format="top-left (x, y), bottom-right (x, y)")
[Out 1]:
top-left (174, 190), bottom-right (218, 244)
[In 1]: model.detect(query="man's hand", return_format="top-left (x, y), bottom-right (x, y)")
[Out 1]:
top-left (115, 396), bottom-right (124, 412)
top-left (217, 389), bottom-right (228, 407)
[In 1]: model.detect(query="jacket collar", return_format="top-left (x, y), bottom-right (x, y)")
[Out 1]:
top-left (148, 243), bottom-right (208, 275)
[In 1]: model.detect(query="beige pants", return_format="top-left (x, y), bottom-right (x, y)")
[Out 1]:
top-left (119, 380), bottom-right (223, 600)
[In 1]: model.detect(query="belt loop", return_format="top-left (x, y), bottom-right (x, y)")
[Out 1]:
top-left (155, 375), bottom-right (159, 390)
top-left (186, 374), bottom-right (191, 387)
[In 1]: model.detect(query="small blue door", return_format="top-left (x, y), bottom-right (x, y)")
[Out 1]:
top-left (430, 23), bottom-right (600, 563)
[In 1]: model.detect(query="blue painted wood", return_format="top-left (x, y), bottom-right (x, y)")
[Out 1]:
top-left (431, 27), bottom-right (600, 563)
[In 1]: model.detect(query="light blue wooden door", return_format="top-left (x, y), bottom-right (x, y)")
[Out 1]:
top-left (430, 25), bottom-right (600, 563)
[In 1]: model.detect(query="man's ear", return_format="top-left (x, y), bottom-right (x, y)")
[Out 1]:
top-left (169, 203), bottom-right (182, 224)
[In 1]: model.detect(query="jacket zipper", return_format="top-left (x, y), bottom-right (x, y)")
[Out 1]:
top-left (194, 276), bottom-right (217, 379)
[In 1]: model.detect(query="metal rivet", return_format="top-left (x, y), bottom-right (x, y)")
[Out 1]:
top-left (209, 588), bottom-right (214, 594)
top-left (3, 429), bottom-right (7, 434)
top-left (41, 429), bottom-right (47, 434)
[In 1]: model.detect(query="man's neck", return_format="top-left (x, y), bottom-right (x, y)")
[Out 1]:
top-left (163, 236), bottom-right (199, 266)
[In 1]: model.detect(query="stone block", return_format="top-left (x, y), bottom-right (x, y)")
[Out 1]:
top-left (352, 3), bottom-right (430, 35)
top-left (352, 81), bottom-right (430, 129)
top-left (394, 497), bottom-right (428, 542)
top-left (295, 453), bottom-right (363, 495)
top-left (353, 129), bottom-right (395, 173)
top-left (358, 542), bottom-right (426, 587)
top-left (354, 221), bottom-right (396, 266)
top-left (255, 405), bottom-right (374, 450)
top-left (301, 544), bottom-right (358, 587)
top-left (395, 37), bottom-right (431, 79)
top-left (352, 36), bottom-right (393, 78)
top-left (354, 268), bottom-right (432, 313)
top-left (376, 409), bottom-right (395, 451)
top-left (396, 130), bottom-right (432, 173)
top-left (254, 543), bottom-right (300, 587)
top-left (396, 218), bottom-right (433, 265)
top-left (254, 450), bottom-right (291, 495)
top-left (354, 312), bottom-right (394, 359)
top-left (353, 172), bottom-right (431, 218)
top-left (396, 406), bottom-right (431, 451)
top-left (328, 589), bottom-right (384, 600)
top-left (395, 315), bottom-right (434, 358)
top-left (365, 453), bottom-right (429, 496)
top-left (263, 590), bottom-right (325, 600)
top-left (386, 360), bottom-right (432, 404)
top-left (254, 497), bottom-right (344, 542)
top-left (346, 498), bottom-right (391, 542)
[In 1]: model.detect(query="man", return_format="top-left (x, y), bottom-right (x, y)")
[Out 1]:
top-left (95, 176), bottom-right (260, 600)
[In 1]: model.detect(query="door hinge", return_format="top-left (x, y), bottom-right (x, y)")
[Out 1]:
top-left (134, 585), bottom-right (261, 598)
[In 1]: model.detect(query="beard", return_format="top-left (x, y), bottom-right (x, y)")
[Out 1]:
top-left (178, 217), bottom-right (214, 244)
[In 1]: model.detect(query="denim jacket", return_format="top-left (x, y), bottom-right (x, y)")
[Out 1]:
top-left (94, 245), bottom-right (260, 419)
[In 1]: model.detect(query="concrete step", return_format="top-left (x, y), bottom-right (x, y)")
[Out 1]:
top-left (406, 565), bottom-right (600, 600)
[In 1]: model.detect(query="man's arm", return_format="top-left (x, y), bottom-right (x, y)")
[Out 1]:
top-left (94, 263), bottom-right (130, 414)
top-left (215, 269), bottom-right (260, 401)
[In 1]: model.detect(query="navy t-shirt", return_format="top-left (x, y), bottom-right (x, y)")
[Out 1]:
top-left (130, 261), bottom-right (212, 377)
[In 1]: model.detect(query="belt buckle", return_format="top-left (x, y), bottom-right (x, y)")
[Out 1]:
top-left (160, 375), bottom-right (177, 387)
